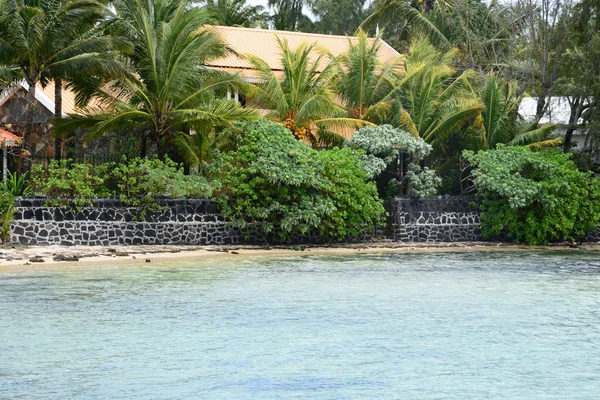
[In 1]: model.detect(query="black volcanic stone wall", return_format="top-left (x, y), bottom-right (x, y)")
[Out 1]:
top-left (389, 196), bottom-right (483, 242)
top-left (389, 196), bottom-right (600, 243)
top-left (11, 197), bottom-right (374, 245)
top-left (12, 198), bottom-right (243, 246)
top-left (11, 197), bottom-right (599, 245)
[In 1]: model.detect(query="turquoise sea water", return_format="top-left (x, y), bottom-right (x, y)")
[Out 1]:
top-left (1, 251), bottom-right (600, 399)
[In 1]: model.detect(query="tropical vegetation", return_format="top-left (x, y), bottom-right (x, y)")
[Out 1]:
top-left (0, 0), bottom-right (130, 169)
top-left (209, 119), bottom-right (385, 241)
top-left (0, 0), bottom-right (598, 244)
top-left (246, 37), bottom-right (352, 145)
top-left (464, 146), bottom-right (600, 245)
top-left (54, 0), bottom-right (257, 158)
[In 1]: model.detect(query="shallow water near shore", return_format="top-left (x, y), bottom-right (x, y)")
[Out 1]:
top-left (1, 251), bottom-right (600, 399)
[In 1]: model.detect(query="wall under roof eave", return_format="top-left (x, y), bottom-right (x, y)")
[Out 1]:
top-left (0, 80), bottom-right (68, 118)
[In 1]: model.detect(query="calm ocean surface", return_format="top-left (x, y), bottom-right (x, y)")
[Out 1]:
top-left (1, 251), bottom-right (600, 399)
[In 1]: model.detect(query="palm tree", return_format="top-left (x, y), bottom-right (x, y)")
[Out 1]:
top-left (204, 0), bottom-right (268, 27)
top-left (51, 17), bottom-right (132, 160)
top-left (0, 0), bottom-right (129, 170)
top-left (333, 30), bottom-right (421, 124)
top-left (361, 0), bottom-right (450, 49)
top-left (479, 73), bottom-right (560, 150)
top-left (428, 0), bottom-right (520, 71)
top-left (268, 0), bottom-right (307, 31)
top-left (56, 0), bottom-right (257, 158)
top-left (390, 39), bottom-right (483, 159)
top-left (248, 36), bottom-right (364, 145)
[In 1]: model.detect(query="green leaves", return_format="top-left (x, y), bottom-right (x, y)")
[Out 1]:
top-left (464, 146), bottom-right (600, 244)
top-left (347, 124), bottom-right (432, 177)
top-left (392, 39), bottom-right (483, 162)
top-left (204, 0), bottom-right (268, 27)
top-left (29, 160), bottom-right (108, 208)
top-left (28, 157), bottom-right (219, 209)
top-left (212, 119), bottom-right (385, 241)
top-left (333, 30), bottom-right (405, 124)
top-left (247, 36), bottom-right (345, 143)
top-left (405, 163), bottom-right (441, 198)
top-left (58, 0), bottom-right (257, 153)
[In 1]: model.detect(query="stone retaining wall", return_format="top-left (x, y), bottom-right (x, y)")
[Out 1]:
top-left (12, 198), bottom-right (242, 246)
top-left (11, 197), bottom-right (600, 245)
top-left (389, 196), bottom-right (483, 242)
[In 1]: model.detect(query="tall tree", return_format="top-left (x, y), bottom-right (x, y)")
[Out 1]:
top-left (479, 73), bottom-right (560, 150)
top-left (51, 17), bottom-right (132, 160)
top-left (0, 0), bottom-right (129, 171)
top-left (554, 0), bottom-right (600, 153)
top-left (56, 0), bottom-right (257, 158)
top-left (362, 0), bottom-right (449, 50)
top-left (429, 0), bottom-right (521, 72)
top-left (514, 0), bottom-right (573, 120)
top-left (389, 39), bottom-right (483, 161)
top-left (308, 0), bottom-right (367, 35)
top-left (203, 0), bottom-right (269, 27)
top-left (268, 0), bottom-right (307, 30)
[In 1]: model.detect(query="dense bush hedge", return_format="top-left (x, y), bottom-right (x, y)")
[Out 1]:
top-left (29, 157), bottom-right (217, 208)
top-left (464, 146), bottom-right (600, 244)
top-left (211, 120), bottom-right (385, 240)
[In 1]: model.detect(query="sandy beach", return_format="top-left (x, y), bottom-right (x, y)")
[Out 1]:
top-left (0, 241), bottom-right (598, 272)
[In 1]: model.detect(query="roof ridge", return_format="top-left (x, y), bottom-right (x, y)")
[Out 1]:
top-left (210, 25), bottom-right (399, 53)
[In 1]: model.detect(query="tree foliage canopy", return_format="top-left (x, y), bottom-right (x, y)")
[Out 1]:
top-left (464, 146), bottom-right (600, 244)
top-left (211, 119), bottom-right (385, 240)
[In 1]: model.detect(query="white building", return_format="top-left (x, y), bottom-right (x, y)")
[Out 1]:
top-left (519, 97), bottom-right (591, 151)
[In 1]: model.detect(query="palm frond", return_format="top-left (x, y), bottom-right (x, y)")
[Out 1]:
top-left (423, 98), bottom-right (483, 143)
top-left (509, 122), bottom-right (558, 146)
top-left (526, 137), bottom-right (563, 149)
top-left (172, 131), bottom-right (214, 168)
top-left (362, 0), bottom-right (450, 47)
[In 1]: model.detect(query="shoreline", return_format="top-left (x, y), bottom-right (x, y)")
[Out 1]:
top-left (0, 241), bottom-right (599, 272)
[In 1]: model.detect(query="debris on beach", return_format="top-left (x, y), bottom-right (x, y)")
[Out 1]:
top-left (53, 254), bottom-right (80, 262)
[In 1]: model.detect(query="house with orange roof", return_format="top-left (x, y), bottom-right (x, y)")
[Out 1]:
top-left (0, 26), bottom-right (403, 157)
top-left (206, 26), bottom-right (402, 81)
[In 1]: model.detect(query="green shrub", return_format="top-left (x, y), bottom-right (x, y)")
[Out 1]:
top-left (3, 171), bottom-right (32, 197)
top-left (211, 119), bottom-right (385, 241)
top-left (29, 160), bottom-right (109, 208)
top-left (316, 147), bottom-right (386, 238)
top-left (108, 157), bottom-right (218, 206)
top-left (28, 157), bottom-right (218, 210)
top-left (0, 187), bottom-right (16, 244)
top-left (405, 163), bottom-right (442, 198)
top-left (463, 146), bottom-right (600, 244)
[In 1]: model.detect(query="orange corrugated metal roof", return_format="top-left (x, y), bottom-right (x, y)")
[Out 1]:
top-left (4, 27), bottom-right (403, 116)
top-left (207, 26), bottom-right (404, 74)
top-left (0, 127), bottom-right (21, 143)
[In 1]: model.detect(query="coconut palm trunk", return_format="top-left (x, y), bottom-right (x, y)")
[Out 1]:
top-left (54, 79), bottom-right (62, 161)
top-left (21, 80), bottom-right (37, 173)
top-left (146, 136), bottom-right (159, 159)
